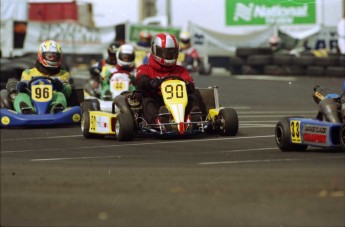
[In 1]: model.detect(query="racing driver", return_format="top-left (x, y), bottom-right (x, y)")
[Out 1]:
top-left (136, 32), bottom-right (201, 126)
top-left (14, 40), bottom-right (71, 114)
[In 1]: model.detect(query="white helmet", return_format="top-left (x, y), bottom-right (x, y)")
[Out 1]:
top-left (151, 33), bottom-right (179, 66)
top-left (38, 40), bottom-right (62, 68)
top-left (179, 31), bottom-right (191, 43)
top-left (116, 44), bottom-right (135, 68)
top-left (269, 35), bottom-right (281, 45)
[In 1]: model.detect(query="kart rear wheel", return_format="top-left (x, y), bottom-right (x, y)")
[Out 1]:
top-left (218, 108), bottom-right (238, 136)
top-left (116, 112), bottom-right (134, 141)
top-left (340, 124), bottom-right (345, 151)
top-left (81, 99), bottom-right (100, 139)
top-left (0, 89), bottom-right (12, 109)
top-left (275, 117), bottom-right (308, 151)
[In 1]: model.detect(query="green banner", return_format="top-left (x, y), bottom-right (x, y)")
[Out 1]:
top-left (225, 0), bottom-right (316, 26)
top-left (128, 24), bottom-right (181, 42)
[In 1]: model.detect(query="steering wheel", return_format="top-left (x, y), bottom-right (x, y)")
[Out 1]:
top-left (28, 76), bottom-right (54, 89)
top-left (160, 75), bottom-right (186, 83)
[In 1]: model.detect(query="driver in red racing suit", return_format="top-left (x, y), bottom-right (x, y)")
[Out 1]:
top-left (136, 33), bottom-right (201, 125)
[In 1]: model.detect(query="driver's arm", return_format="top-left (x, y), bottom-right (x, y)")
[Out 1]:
top-left (20, 69), bottom-right (33, 82)
top-left (136, 65), bottom-right (153, 91)
top-left (58, 70), bottom-right (72, 97)
top-left (136, 75), bottom-right (152, 91)
top-left (16, 70), bottom-right (31, 93)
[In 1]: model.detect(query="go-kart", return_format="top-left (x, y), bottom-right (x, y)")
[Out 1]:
top-left (83, 72), bottom-right (132, 113)
top-left (275, 83), bottom-right (345, 151)
top-left (0, 76), bottom-right (82, 127)
top-left (81, 76), bottom-right (239, 141)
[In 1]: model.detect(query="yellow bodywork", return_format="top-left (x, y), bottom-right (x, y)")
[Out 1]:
top-left (161, 79), bottom-right (188, 127)
top-left (88, 111), bottom-right (117, 135)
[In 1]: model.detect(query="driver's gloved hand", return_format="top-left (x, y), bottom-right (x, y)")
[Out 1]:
top-left (148, 78), bottom-right (162, 88)
top-left (186, 82), bottom-right (195, 94)
top-left (16, 81), bottom-right (28, 93)
top-left (52, 78), bottom-right (64, 91)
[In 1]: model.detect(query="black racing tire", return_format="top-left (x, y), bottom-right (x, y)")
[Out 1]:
top-left (236, 47), bottom-right (272, 58)
top-left (241, 65), bottom-right (262, 75)
top-left (218, 108), bottom-right (238, 136)
top-left (246, 55), bottom-right (272, 66)
top-left (282, 65), bottom-right (306, 76)
top-left (340, 124), bottom-right (345, 151)
top-left (80, 99), bottom-right (100, 139)
top-left (116, 112), bottom-right (135, 141)
top-left (325, 66), bottom-right (345, 78)
top-left (292, 55), bottom-right (315, 66)
top-left (0, 89), bottom-right (12, 109)
top-left (273, 54), bottom-right (293, 65)
top-left (339, 55), bottom-right (345, 67)
top-left (81, 111), bottom-right (94, 139)
top-left (264, 65), bottom-right (284, 75)
top-left (306, 66), bottom-right (325, 76)
top-left (315, 55), bottom-right (340, 66)
top-left (275, 117), bottom-right (308, 152)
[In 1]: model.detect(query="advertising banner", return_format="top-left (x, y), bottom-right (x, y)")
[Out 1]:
top-left (127, 24), bottom-right (181, 43)
top-left (23, 22), bottom-right (115, 54)
top-left (226, 0), bottom-right (316, 26)
top-left (190, 23), bottom-right (274, 57)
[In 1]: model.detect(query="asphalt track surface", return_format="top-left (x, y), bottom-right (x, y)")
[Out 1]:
top-left (1, 74), bottom-right (344, 227)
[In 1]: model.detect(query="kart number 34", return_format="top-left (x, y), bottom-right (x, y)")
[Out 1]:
top-left (31, 84), bottom-right (53, 102)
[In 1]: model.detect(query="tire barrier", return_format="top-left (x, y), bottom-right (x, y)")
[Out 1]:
top-left (229, 48), bottom-right (345, 77)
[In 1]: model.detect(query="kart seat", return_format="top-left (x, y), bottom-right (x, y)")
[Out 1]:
top-left (194, 88), bottom-right (216, 116)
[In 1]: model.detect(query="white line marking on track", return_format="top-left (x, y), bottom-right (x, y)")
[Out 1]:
top-left (29, 146), bottom-right (278, 162)
top-left (31, 155), bottom-right (124, 162)
top-left (239, 114), bottom-right (314, 118)
top-left (234, 75), bottom-right (297, 82)
top-left (1, 135), bottom-right (82, 141)
top-left (199, 156), bottom-right (345, 165)
top-left (222, 147), bottom-right (277, 153)
top-left (240, 124), bottom-right (276, 128)
top-left (2, 135), bottom-right (275, 154)
top-left (237, 111), bottom-right (315, 114)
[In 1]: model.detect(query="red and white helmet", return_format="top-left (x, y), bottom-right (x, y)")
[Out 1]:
top-left (38, 40), bottom-right (62, 68)
top-left (151, 33), bottom-right (179, 67)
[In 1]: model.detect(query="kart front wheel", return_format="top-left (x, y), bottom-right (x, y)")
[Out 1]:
top-left (340, 124), bottom-right (345, 151)
top-left (275, 117), bottom-right (308, 151)
top-left (218, 108), bottom-right (238, 136)
top-left (116, 112), bottom-right (134, 141)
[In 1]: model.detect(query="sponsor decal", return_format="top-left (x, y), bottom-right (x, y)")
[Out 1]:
top-left (302, 124), bottom-right (328, 144)
top-left (1, 116), bottom-right (10, 125)
top-left (72, 113), bottom-right (81, 123)
top-left (90, 113), bottom-right (110, 133)
top-left (226, 0), bottom-right (316, 25)
top-left (290, 120), bottom-right (302, 143)
top-left (303, 133), bottom-right (327, 144)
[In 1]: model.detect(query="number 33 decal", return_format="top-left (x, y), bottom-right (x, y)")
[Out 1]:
top-left (290, 120), bottom-right (302, 143)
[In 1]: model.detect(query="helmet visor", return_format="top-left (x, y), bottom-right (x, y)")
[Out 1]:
top-left (181, 39), bottom-right (190, 44)
top-left (156, 46), bottom-right (179, 60)
top-left (119, 53), bottom-right (135, 62)
top-left (43, 52), bottom-right (61, 62)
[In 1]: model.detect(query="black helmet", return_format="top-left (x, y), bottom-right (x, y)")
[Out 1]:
top-left (107, 41), bottom-right (121, 65)
top-left (108, 41), bottom-right (121, 56)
